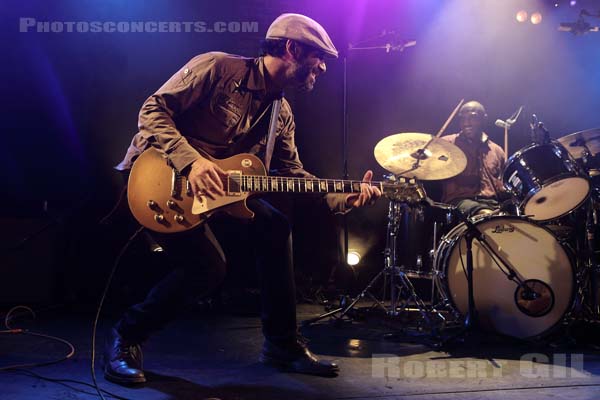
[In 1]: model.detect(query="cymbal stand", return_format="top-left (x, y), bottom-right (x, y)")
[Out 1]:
top-left (302, 196), bottom-right (445, 328)
top-left (383, 201), bottom-right (444, 325)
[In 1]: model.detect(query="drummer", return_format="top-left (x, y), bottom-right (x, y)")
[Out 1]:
top-left (440, 101), bottom-right (507, 217)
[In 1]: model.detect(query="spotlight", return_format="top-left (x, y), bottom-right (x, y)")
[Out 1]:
top-left (516, 10), bottom-right (528, 23)
top-left (347, 251), bottom-right (361, 266)
top-left (570, 0), bottom-right (577, 6)
top-left (531, 12), bottom-right (543, 25)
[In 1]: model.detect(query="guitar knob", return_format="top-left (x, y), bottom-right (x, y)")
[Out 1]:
top-left (154, 214), bottom-right (165, 223)
top-left (147, 200), bottom-right (158, 210)
top-left (167, 200), bottom-right (177, 209)
top-left (174, 214), bottom-right (184, 223)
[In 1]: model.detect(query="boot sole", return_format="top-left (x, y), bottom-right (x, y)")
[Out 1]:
top-left (104, 366), bottom-right (147, 385)
top-left (259, 354), bottom-right (339, 376)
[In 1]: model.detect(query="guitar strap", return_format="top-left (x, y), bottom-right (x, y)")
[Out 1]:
top-left (263, 97), bottom-right (282, 172)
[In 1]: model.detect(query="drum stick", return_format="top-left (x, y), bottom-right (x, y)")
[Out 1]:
top-left (435, 98), bottom-right (465, 139)
top-left (421, 99), bottom-right (465, 153)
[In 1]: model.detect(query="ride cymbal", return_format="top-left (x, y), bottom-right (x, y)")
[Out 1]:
top-left (374, 133), bottom-right (467, 180)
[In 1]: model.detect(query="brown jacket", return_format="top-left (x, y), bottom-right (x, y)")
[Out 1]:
top-left (117, 52), bottom-right (348, 213)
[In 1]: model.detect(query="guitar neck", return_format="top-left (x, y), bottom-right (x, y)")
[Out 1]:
top-left (240, 176), bottom-right (373, 194)
top-left (230, 174), bottom-right (418, 195)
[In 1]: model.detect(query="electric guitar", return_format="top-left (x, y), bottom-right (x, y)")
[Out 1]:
top-left (128, 147), bottom-right (425, 233)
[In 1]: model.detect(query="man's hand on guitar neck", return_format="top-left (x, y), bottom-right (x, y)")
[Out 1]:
top-left (345, 170), bottom-right (382, 209)
top-left (189, 157), bottom-right (229, 200)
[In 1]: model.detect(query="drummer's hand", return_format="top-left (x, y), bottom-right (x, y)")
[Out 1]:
top-left (345, 170), bottom-right (382, 208)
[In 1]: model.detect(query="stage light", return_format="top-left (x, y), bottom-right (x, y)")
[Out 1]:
top-left (347, 251), bottom-right (361, 266)
top-left (531, 12), bottom-right (543, 25)
top-left (516, 10), bottom-right (528, 23)
top-left (570, 0), bottom-right (577, 6)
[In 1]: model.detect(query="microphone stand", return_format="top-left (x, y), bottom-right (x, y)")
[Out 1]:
top-left (306, 34), bottom-right (417, 327)
top-left (435, 208), bottom-right (482, 346)
top-left (338, 33), bottom-right (416, 295)
top-left (342, 32), bottom-right (415, 282)
top-left (497, 106), bottom-right (523, 161)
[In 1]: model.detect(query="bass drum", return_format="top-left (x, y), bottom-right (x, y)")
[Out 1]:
top-left (435, 215), bottom-right (574, 339)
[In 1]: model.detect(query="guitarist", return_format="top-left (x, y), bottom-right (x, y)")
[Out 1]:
top-left (106, 13), bottom-right (381, 384)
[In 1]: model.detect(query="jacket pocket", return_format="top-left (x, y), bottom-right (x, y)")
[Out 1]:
top-left (211, 93), bottom-right (242, 128)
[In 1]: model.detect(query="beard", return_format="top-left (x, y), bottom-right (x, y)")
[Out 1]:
top-left (292, 61), bottom-right (316, 92)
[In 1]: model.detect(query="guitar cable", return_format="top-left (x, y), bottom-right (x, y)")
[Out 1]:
top-left (0, 305), bottom-right (128, 399)
top-left (90, 225), bottom-right (144, 400)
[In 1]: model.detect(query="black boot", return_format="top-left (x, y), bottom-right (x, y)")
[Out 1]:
top-left (260, 337), bottom-right (339, 377)
top-left (104, 328), bottom-right (146, 384)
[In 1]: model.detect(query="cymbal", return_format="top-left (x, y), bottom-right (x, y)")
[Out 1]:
top-left (374, 133), bottom-right (467, 180)
top-left (556, 128), bottom-right (600, 159)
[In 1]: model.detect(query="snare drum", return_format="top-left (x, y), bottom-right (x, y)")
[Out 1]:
top-left (434, 215), bottom-right (574, 339)
top-left (503, 142), bottom-right (590, 221)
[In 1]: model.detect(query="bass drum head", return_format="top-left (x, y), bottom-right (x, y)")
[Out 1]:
top-left (444, 216), bottom-right (574, 339)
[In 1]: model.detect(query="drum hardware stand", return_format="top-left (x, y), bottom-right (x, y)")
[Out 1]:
top-left (382, 201), bottom-right (445, 326)
top-left (585, 200), bottom-right (600, 319)
top-left (438, 215), bottom-right (481, 346)
top-left (424, 203), bottom-right (463, 322)
top-left (302, 197), bottom-right (445, 329)
top-left (572, 197), bottom-right (600, 322)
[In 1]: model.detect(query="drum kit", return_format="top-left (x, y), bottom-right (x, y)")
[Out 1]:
top-left (339, 126), bottom-right (600, 342)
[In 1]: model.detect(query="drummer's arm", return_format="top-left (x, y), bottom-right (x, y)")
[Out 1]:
top-left (495, 147), bottom-right (509, 198)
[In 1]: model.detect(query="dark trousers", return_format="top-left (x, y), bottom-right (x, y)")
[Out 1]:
top-left (115, 197), bottom-right (297, 345)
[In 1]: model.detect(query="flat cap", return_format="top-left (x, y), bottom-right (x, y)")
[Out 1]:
top-left (266, 13), bottom-right (338, 58)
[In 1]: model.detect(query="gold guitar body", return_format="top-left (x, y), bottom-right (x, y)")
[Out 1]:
top-left (128, 147), bottom-right (265, 233)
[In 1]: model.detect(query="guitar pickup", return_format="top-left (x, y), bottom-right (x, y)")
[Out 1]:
top-left (227, 170), bottom-right (242, 196)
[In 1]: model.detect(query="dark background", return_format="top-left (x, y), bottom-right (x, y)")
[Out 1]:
top-left (2, 0), bottom-right (599, 307)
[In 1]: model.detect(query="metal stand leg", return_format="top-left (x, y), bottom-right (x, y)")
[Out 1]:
top-left (303, 199), bottom-right (448, 330)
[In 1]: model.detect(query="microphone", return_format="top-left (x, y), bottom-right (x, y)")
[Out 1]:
top-left (385, 40), bottom-right (417, 53)
top-left (514, 279), bottom-right (554, 317)
top-left (495, 119), bottom-right (510, 129)
top-left (496, 106), bottom-right (523, 129)
top-left (538, 122), bottom-right (551, 144)
top-left (530, 114), bottom-right (539, 143)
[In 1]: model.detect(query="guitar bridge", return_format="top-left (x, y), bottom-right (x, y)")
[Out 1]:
top-left (227, 170), bottom-right (243, 196)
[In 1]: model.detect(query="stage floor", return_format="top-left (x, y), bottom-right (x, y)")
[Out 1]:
top-left (2, 303), bottom-right (600, 400)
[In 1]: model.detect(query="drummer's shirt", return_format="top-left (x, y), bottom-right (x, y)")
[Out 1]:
top-left (440, 133), bottom-right (506, 204)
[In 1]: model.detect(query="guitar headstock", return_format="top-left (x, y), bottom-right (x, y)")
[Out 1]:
top-left (381, 175), bottom-right (427, 204)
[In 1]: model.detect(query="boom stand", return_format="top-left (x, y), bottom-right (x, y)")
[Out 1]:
top-left (437, 211), bottom-right (483, 346)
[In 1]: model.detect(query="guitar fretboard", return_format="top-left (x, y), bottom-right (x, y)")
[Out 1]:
top-left (226, 174), bottom-right (419, 196)
top-left (240, 176), bottom-right (373, 193)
